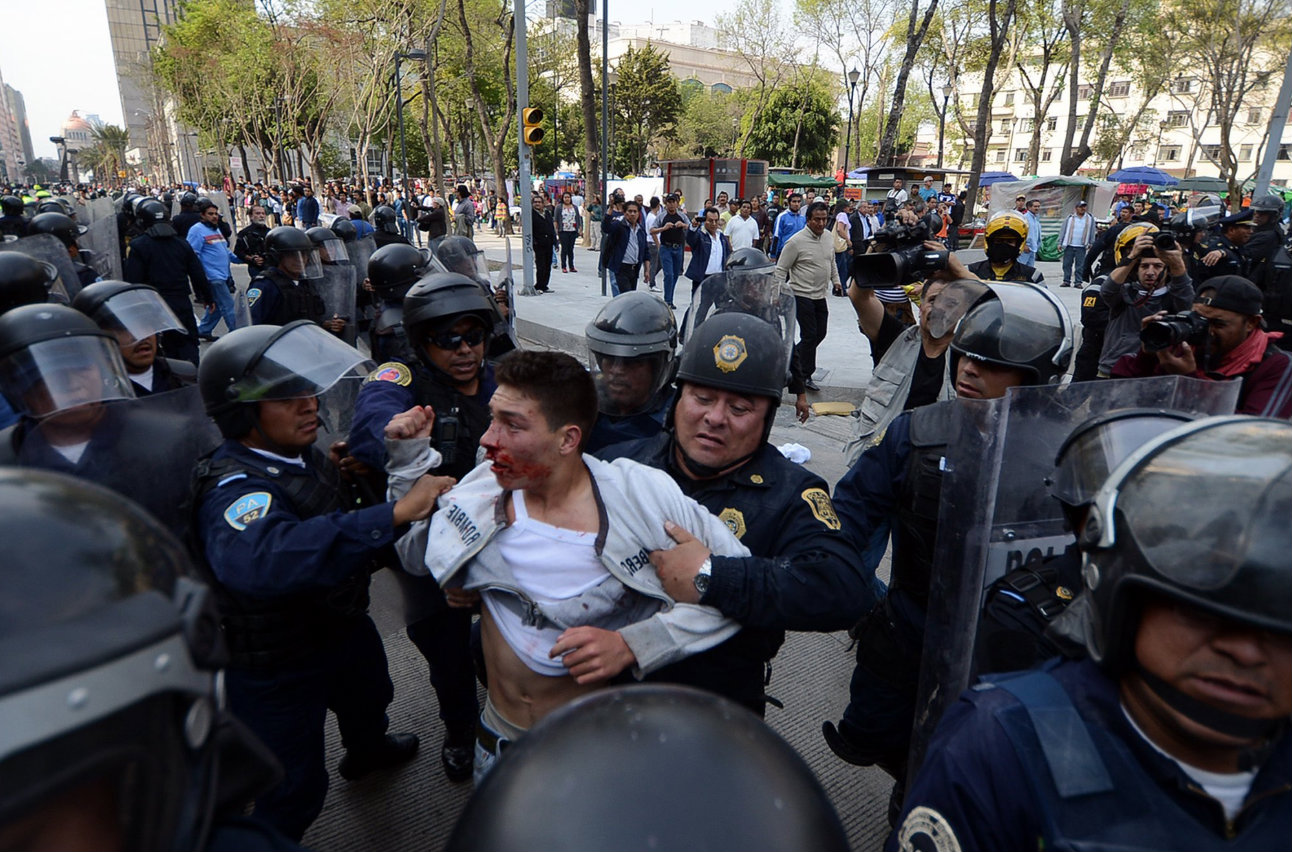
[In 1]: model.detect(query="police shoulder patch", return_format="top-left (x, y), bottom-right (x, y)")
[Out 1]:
top-left (224, 492), bottom-right (272, 531)
top-left (718, 507), bottom-right (747, 539)
top-left (246, 287), bottom-right (262, 306)
top-left (365, 361), bottom-right (412, 386)
top-left (801, 487), bottom-right (841, 530)
top-left (896, 806), bottom-right (962, 852)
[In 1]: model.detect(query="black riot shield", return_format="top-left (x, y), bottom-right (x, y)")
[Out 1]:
top-left (680, 271), bottom-right (797, 376)
top-left (14, 385), bottom-right (222, 538)
top-left (318, 263), bottom-right (359, 345)
top-left (906, 375), bottom-right (1242, 782)
top-left (0, 234), bottom-right (81, 301)
top-left (81, 205), bottom-right (122, 281)
top-left (350, 235), bottom-right (376, 282)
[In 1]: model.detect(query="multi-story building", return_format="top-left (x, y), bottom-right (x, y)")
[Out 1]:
top-left (4, 85), bottom-right (34, 166)
top-left (909, 63), bottom-right (1292, 187)
top-left (0, 68), bottom-right (26, 182)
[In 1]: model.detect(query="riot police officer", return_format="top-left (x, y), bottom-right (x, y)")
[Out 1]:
top-left (967, 212), bottom-right (1046, 285)
top-left (584, 291), bottom-right (677, 452)
top-left (192, 321), bottom-right (448, 840)
top-left (306, 226), bottom-right (350, 265)
top-left (824, 282), bottom-right (1073, 815)
top-left (1196, 209), bottom-right (1255, 284)
top-left (362, 241), bottom-right (436, 363)
top-left (1244, 194), bottom-right (1292, 347)
top-left (372, 205), bottom-right (411, 249)
top-left (597, 312), bottom-right (873, 716)
top-left (892, 416), bottom-right (1292, 852)
top-left (330, 216), bottom-right (359, 244)
top-left (0, 194), bottom-right (28, 238)
top-left (123, 197), bottom-right (211, 366)
top-left (248, 226), bottom-right (344, 336)
top-left (72, 279), bottom-right (195, 395)
top-left (172, 191), bottom-right (201, 238)
top-left (348, 272), bottom-right (501, 781)
top-left (0, 467), bottom-right (300, 852)
top-left (0, 254), bottom-right (59, 428)
top-left (29, 211), bottom-right (98, 288)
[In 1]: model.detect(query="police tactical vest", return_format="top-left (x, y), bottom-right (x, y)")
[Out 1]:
top-left (190, 447), bottom-right (370, 670)
top-left (892, 401), bottom-right (954, 604)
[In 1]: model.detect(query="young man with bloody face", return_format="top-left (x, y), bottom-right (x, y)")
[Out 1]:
top-left (387, 350), bottom-right (749, 781)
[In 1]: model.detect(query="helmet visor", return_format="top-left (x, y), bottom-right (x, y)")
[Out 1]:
top-left (922, 278), bottom-right (987, 339)
top-left (437, 245), bottom-right (490, 284)
top-left (589, 349), bottom-right (672, 416)
top-left (684, 271), bottom-right (796, 376)
top-left (275, 248), bottom-right (324, 280)
top-left (315, 236), bottom-right (349, 265)
top-left (1052, 413), bottom-right (1190, 508)
top-left (98, 289), bottom-right (186, 343)
top-left (957, 285), bottom-right (1067, 367)
top-left (0, 336), bottom-right (135, 417)
top-left (231, 323), bottom-right (370, 402)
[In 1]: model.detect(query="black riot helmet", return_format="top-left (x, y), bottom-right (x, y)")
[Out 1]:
top-left (28, 211), bottom-right (87, 247)
top-left (1249, 193), bottom-right (1286, 214)
top-left (372, 205), bottom-right (400, 235)
top-left (0, 303), bottom-right (135, 417)
top-left (198, 320), bottom-right (369, 439)
top-left (403, 271), bottom-right (501, 368)
top-left (34, 198), bottom-right (65, 216)
top-left (72, 280), bottom-right (185, 343)
top-left (179, 191), bottom-right (198, 208)
top-left (586, 291), bottom-right (677, 416)
top-left (264, 226), bottom-right (322, 279)
top-left (675, 311), bottom-right (787, 400)
top-left (448, 685), bottom-right (849, 852)
top-left (305, 226), bottom-right (349, 264)
top-left (433, 235), bottom-right (490, 284)
top-left (0, 253), bottom-right (57, 313)
top-left (0, 467), bottom-right (278, 852)
top-left (1049, 408), bottom-right (1196, 528)
top-left (950, 281), bottom-right (1074, 385)
top-left (725, 246), bottom-right (776, 274)
top-left (368, 242), bottom-right (434, 301)
top-left (1, 195), bottom-right (23, 217)
top-left (135, 197), bottom-right (168, 228)
top-left (1078, 416), bottom-right (1292, 738)
top-left (329, 216), bottom-right (358, 242)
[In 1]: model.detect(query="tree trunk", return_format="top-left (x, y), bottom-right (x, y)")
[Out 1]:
top-left (962, 0), bottom-right (1018, 207)
top-left (876, 0), bottom-right (941, 165)
top-left (1059, 0), bottom-right (1130, 174)
top-left (574, 0), bottom-right (600, 195)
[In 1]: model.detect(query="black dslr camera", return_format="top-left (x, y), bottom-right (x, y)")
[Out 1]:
top-left (1140, 310), bottom-right (1210, 352)
top-left (851, 210), bottom-right (948, 287)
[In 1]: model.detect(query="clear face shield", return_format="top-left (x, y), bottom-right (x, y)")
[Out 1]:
top-left (684, 269), bottom-right (796, 382)
top-left (227, 322), bottom-right (371, 404)
top-left (275, 248), bottom-right (324, 280)
top-left (435, 241), bottom-right (491, 287)
top-left (97, 289), bottom-right (186, 344)
top-left (1049, 412), bottom-right (1194, 510)
top-left (314, 236), bottom-right (350, 265)
top-left (0, 335), bottom-right (135, 418)
top-left (588, 344), bottom-right (673, 416)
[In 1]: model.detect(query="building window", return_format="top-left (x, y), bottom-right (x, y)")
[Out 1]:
top-left (1045, 116), bottom-right (1058, 132)
top-left (1077, 84), bottom-right (1093, 100)
top-left (1020, 117), bottom-right (1036, 132)
top-left (966, 119), bottom-right (978, 132)
top-left (1170, 77), bottom-right (1194, 94)
top-left (1240, 144), bottom-right (1254, 161)
top-left (1160, 145), bottom-right (1181, 162)
top-left (963, 94), bottom-right (978, 109)
top-left (1201, 144), bottom-right (1222, 160)
top-left (1246, 108), bottom-right (1261, 125)
top-left (1000, 119), bottom-right (1012, 133)
top-left (1278, 144), bottom-right (1291, 161)
top-left (1109, 81), bottom-right (1131, 97)
top-left (993, 148), bottom-right (1007, 163)
top-left (1167, 111), bottom-right (1189, 127)
top-left (710, 82), bottom-right (732, 94)
top-left (1002, 91), bottom-right (1014, 107)
top-left (1014, 148), bottom-right (1029, 162)
top-left (1041, 149), bottom-right (1053, 162)
top-left (680, 78), bottom-right (704, 96)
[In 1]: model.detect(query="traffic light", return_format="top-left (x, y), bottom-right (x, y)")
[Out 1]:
top-left (522, 107), bottom-right (545, 146)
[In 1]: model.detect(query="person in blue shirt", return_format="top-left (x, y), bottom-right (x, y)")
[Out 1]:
top-left (295, 185), bottom-right (320, 228)
top-left (192, 321), bottom-right (448, 841)
top-left (188, 199), bottom-right (242, 341)
top-left (917, 176), bottom-right (938, 203)
top-left (349, 205), bottom-right (376, 239)
top-left (770, 193), bottom-right (805, 257)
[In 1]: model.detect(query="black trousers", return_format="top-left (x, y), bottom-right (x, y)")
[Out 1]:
top-left (615, 262), bottom-right (640, 293)
top-left (535, 247), bottom-right (553, 291)
top-left (558, 231), bottom-right (578, 269)
top-left (159, 290), bottom-right (200, 366)
top-left (794, 295), bottom-right (829, 377)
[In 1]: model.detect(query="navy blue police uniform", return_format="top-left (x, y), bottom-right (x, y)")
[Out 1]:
top-left (349, 356), bottom-right (496, 747)
top-left (191, 439), bottom-right (402, 842)
top-left (597, 433), bottom-right (874, 715)
top-left (888, 657), bottom-right (1292, 852)
top-left (584, 389), bottom-right (670, 453)
top-left (124, 223), bottom-right (211, 365)
top-left (1073, 283), bottom-right (1109, 382)
top-left (249, 267), bottom-right (328, 326)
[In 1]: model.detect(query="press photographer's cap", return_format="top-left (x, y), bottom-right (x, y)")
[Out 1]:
top-left (1197, 276), bottom-right (1263, 316)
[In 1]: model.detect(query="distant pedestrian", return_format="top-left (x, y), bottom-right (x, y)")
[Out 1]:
top-left (1060, 199), bottom-right (1096, 287)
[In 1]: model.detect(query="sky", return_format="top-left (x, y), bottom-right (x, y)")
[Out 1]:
top-left (0, 0), bottom-right (771, 162)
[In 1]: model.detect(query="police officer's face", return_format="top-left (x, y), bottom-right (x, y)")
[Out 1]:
top-left (423, 317), bottom-right (485, 386)
top-left (597, 354), bottom-right (654, 412)
top-left (673, 383), bottom-right (770, 473)
top-left (1125, 597), bottom-right (1292, 765)
top-left (1223, 223), bottom-right (1254, 246)
top-left (279, 250), bottom-right (308, 278)
top-left (481, 384), bottom-right (576, 490)
top-left (1194, 303), bottom-right (1258, 359)
top-left (253, 396), bottom-right (319, 450)
top-left (953, 357), bottom-right (1026, 400)
top-left (113, 329), bottom-right (157, 374)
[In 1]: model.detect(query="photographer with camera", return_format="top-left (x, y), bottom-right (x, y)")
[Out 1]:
top-left (1096, 224), bottom-right (1195, 377)
top-left (1111, 275), bottom-right (1292, 417)
top-left (966, 212), bottom-right (1046, 285)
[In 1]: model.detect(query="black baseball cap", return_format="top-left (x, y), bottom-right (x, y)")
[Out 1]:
top-left (1197, 275), bottom-right (1263, 316)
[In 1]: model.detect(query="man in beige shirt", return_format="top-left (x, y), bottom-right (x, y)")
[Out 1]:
top-left (776, 201), bottom-right (839, 390)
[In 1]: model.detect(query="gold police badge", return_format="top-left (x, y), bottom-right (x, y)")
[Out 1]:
top-left (801, 488), bottom-right (842, 530)
top-left (718, 507), bottom-right (747, 539)
top-left (713, 334), bottom-right (748, 373)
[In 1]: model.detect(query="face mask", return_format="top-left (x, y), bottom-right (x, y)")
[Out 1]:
top-left (987, 241), bottom-right (1020, 264)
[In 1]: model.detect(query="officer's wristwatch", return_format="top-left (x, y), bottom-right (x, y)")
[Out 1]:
top-left (693, 558), bottom-right (713, 597)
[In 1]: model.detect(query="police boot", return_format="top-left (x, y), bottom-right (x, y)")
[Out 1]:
top-left (442, 726), bottom-right (474, 783)
top-left (337, 732), bottom-right (420, 781)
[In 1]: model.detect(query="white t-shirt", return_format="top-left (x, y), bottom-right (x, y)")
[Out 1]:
top-left (130, 365), bottom-right (155, 392)
top-left (644, 210), bottom-right (661, 245)
top-left (724, 214), bottom-right (760, 250)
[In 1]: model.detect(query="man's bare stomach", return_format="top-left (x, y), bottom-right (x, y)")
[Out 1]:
top-left (480, 607), bottom-right (598, 729)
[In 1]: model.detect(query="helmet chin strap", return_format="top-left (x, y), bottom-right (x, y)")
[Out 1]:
top-left (1135, 665), bottom-right (1285, 768)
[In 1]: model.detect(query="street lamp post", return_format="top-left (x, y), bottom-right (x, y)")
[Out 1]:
top-left (395, 49), bottom-right (428, 188)
top-left (1152, 119), bottom-right (1168, 167)
top-left (607, 68), bottom-right (618, 173)
top-left (937, 82), bottom-right (953, 169)
top-left (843, 67), bottom-right (860, 173)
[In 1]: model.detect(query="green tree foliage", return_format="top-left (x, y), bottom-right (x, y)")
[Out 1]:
top-left (608, 44), bottom-right (682, 174)
top-left (746, 77), bottom-right (841, 171)
top-left (667, 88), bottom-right (743, 159)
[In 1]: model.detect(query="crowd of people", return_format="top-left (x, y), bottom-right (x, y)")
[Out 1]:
top-left (0, 169), bottom-right (1290, 852)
